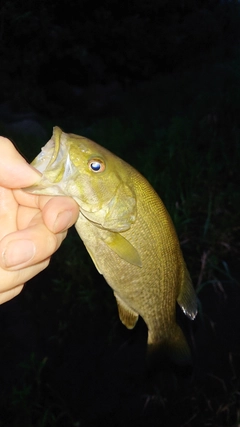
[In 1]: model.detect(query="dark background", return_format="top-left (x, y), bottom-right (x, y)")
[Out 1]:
top-left (0, 1), bottom-right (240, 426)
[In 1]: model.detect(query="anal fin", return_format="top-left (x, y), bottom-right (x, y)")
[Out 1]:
top-left (114, 292), bottom-right (139, 329)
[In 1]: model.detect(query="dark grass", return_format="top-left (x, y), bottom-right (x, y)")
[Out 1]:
top-left (0, 56), bottom-right (240, 426)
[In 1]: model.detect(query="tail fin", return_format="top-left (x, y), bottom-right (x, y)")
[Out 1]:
top-left (147, 324), bottom-right (192, 368)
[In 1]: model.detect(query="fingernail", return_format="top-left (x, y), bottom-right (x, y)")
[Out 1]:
top-left (53, 210), bottom-right (73, 233)
top-left (2, 240), bottom-right (35, 268)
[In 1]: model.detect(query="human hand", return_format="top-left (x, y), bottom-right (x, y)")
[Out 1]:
top-left (0, 136), bottom-right (79, 304)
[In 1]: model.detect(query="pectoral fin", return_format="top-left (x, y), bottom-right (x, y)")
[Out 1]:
top-left (104, 232), bottom-right (142, 267)
top-left (177, 267), bottom-right (198, 320)
top-left (114, 293), bottom-right (139, 329)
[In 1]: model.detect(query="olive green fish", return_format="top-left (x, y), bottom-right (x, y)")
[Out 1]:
top-left (26, 126), bottom-right (197, 364)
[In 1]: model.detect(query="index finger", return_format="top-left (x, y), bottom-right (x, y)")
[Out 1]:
top-left (0, 137), bottom-right (41, 187)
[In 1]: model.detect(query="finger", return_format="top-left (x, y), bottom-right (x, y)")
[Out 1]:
top-left (0, 284), bottom-right (24, 305)
top-left (0, 187), bottom-right (17, 239)
top-left (15, 205), bottom-right (40, 231)
top-left (0, 137), bottom-right (41, 187)
top-left (14, 190), bottom-right (79, 233)
top-left (41, 197), bottom-right (79, 233)
top-left (0, 257), bottom-right (50, 296)
top-left (0, 212), bottom-right (67, 270)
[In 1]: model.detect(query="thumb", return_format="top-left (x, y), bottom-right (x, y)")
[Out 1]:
top-left (0, 137), bottom-right (41, 188)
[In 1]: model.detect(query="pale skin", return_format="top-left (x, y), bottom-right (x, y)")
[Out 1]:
top-left (0, 136), bottom-right (79, 304)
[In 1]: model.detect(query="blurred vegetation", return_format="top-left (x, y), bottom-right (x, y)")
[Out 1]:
top-left (0, 1), bottom-right (240, 426)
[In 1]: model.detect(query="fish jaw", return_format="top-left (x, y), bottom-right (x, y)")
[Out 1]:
top-left (25, 127), bottom-right (82, 198)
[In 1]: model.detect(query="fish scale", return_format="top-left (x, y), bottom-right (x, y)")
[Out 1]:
top-left (26, 126), bottom-right (198, 366)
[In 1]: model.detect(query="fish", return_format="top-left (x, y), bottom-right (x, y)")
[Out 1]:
top-left (26, 126), bottom-right (198, 365)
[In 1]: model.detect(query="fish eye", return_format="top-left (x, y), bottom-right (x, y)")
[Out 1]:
top-left (88, 158), bottom-right (105, 173)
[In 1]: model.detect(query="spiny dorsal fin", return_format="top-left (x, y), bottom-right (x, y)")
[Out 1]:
top-left (114, 292), bottom-right (139, 329)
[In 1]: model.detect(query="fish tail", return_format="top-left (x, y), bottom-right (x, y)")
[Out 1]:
top-left (147, 325), bottom-right (192, 368)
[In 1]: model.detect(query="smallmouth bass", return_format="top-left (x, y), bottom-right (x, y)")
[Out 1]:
top-left (27, 126), bottom-right (198, 365)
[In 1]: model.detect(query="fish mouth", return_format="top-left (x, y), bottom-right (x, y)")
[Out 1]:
top-left (31, 139), bottom-right (55, 173)
top-left (25, 128), bottom-right (75, 196)
top-left (25, 127), bottom-right (108, 216)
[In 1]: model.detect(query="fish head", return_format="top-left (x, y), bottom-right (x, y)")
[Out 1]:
top-left (26, 127), bottom-right (137, 231)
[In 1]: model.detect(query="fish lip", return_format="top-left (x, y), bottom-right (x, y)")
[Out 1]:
top-left (31, 127), bottom-right (67, 175)
top-left (24, 134), bottom-right (67, 195)
top-left (31, 139), bottom-right (56, 174)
